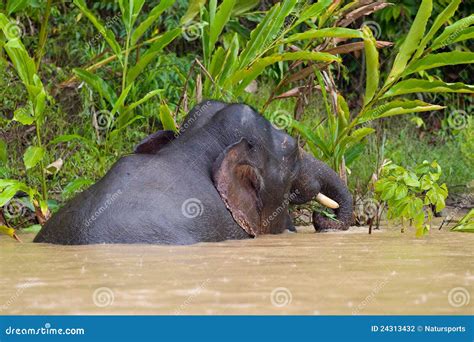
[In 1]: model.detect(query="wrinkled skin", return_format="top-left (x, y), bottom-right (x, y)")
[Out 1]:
top-left (34, 100), bottom-right (352, 245)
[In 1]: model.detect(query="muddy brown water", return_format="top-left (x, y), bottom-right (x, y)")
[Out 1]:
top-left (0, 224), bottom-right (473, 315)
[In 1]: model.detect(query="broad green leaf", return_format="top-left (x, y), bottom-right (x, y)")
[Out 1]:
top-left (126, 28), bottom-right (181, 85)
top-left (0, 225), bottom-right (20, 241)
top-left (338, 127), bottom-right (375, 153)
top-left (110, 115), bottom-right (144, 138)
top-left (0, 179), bottom-right (25, 190)
top-left (403, 51), bottom-right (474, 76)
top-left (295, 0), bottom-right (332, 25)
top-left (284, 28), bottom-right (362, 44)
top-left (344, 143), bottom-right (365, 167)
top-left (73, 0), bottom-right (122, 59)
top-left (362, 26), bottom-right (379, 105)
top-left (209, 0), bottom-right (236, 52)
top-left (451, 27), bottom-right (474, 44)
top-left (205, 46), bottom-right (225, 93)
top-left (238, 0), bottom-right (297, 69)
top-left (384, 79), bottom-right (474, 97)
top-left (131, 0), bottom-right (175, 45)
top-left (13, 106), bottom-right (34, 125)
top-left (291, 120), bottom-right (330, 157)
top-left (216, 33), bottom-right (239, 85)
top-left (358, 100), bottom-right (444, 124)
top-left (381, 181), bottom-right (397, 201)
top-left (62, 178), bottom-right (94, 198)
top-left (118, 0), bottom-right (145, 33)
top-left (125, 89), bottom-right (163, 113)
top-left (0, 139), bottom-right (6, 165)
top-left (23, 146), bottom-right (45, 170)
top-left (350, 127), bottom-right (375, 142)
top-left (0, 186), bottom-right (20, 207)
top-left (385, 0), bottom-right (432, 84)
top-left (33, 76), bottom-right (47, 123)
top-left (413, 0), bottom-right (461, 59)
top-left (111, 83), bottom-right (133, 118)
top-left (181, 0), bottom-right (207, 24)
top-left (431, 14), bottom-right (474, 50)
top-left (7, 0), bottom-right (30, 15)
top-left (159, 101), bottom-right (178, 132)
top-left (403, 173), bottom-right (420, 187)
top-left (73, 68), bottom-right (117, 107)
top-left (208, 46), bottom-right (226, 79)
top-left (394, 184), bottom-right (408, 200)
top-left (2, 38), bottom-right (35, 87)
top-left (232, 0), bottom-right (259, 16)
top-left (230, 51), bottom-right (340, 94)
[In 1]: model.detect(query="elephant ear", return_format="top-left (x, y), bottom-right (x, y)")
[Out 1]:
top-left (134, 130), bottom-right (176, 154)
top-left (212, 139), bottom-right (264, 237)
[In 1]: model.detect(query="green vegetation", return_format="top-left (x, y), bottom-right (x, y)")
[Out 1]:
top-left (0, 0), bottom-right (472, 237)
top-left (375, 160), bottom-right (448, 236)
top-left (451, 209), bottom-right (474, 233)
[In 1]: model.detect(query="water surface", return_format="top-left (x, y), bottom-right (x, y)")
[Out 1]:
top-left (1, 224), bottom-right (472, 315)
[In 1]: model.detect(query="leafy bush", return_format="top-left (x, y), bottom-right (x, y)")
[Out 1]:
top-left (375, 160), bottom-right (448, 236)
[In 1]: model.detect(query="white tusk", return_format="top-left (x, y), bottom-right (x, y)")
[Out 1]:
top-left (316, 193), bottom-right (339, 209)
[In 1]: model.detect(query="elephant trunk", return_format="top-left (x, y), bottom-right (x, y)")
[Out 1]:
top-left (291, 150), bottom-right (353, 231)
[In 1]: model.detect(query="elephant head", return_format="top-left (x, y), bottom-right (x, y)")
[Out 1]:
top-left (135, 100), bottom-right (353, 235)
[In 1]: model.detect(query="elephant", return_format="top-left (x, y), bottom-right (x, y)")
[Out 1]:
top-left (34, 100), bottom-right (352, 245)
